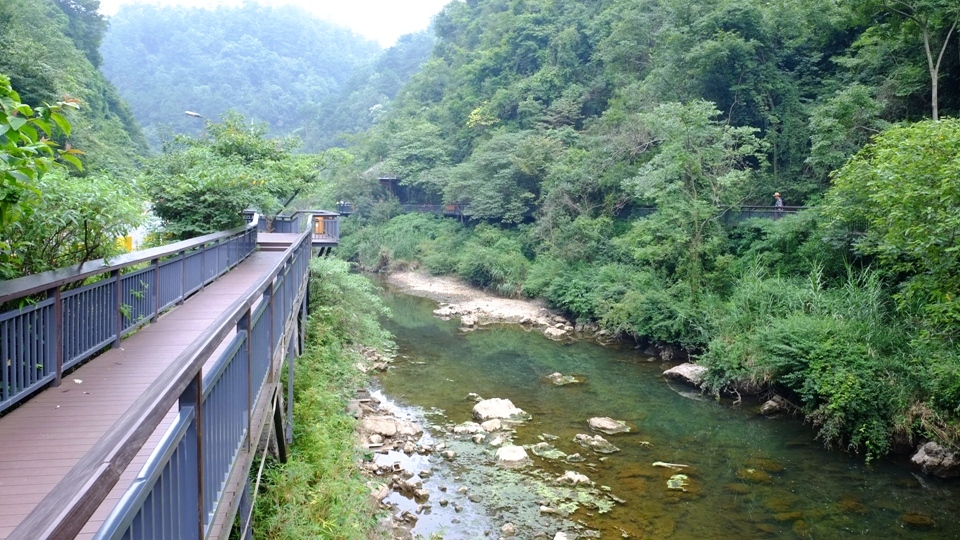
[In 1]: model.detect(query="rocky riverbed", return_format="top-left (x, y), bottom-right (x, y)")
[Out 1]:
top-left (355, 271), bottom-right (959, 539)
top-left (387, 271), bottom-right (604, 341)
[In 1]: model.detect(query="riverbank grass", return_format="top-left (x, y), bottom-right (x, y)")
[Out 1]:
top-left (251, 258), bottom-right (391, 539)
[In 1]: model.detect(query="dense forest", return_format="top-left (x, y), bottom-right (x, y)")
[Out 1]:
top-left (1, 0), bottom-right (959, 536)
top-left (100, 4), bottom-right (432, 149)
top-left (2, 0), bottom-right (958, 476)
top-left (321, 0), bottom-right (960, 463)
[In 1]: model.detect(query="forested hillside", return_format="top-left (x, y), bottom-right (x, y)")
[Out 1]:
top-left (327, 0), bottom-right (960, 461)
top-left (0, 0), bottom-right (148, 172)
top-left (1, 0), bottom-right (150, 280)
top-left (100, 4), bottom-right (382, 147)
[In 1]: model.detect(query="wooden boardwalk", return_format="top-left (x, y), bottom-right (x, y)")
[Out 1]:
top-left (0, 244), bottom-right (294, 539)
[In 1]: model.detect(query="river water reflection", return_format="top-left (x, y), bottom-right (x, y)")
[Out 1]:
top-left (374, 283), bottom-right (958, 539)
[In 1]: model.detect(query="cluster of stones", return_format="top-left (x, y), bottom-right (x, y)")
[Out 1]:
top-left (433, 303), bottom-right (609, 342)
top-left (355, 346), bottom-right (394, 373)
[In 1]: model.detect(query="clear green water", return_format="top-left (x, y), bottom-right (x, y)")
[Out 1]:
top-left (374, 284), bottom-right (958, 539)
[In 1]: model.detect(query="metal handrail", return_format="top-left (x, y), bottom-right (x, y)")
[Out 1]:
top-left (9, 225), bottom-right (312, 540)
top-left (0, 220), bottom-right (257, 304)
top-left (0, 222), bottom-right (259, 414)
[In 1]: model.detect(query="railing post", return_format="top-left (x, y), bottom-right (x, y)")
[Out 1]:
top-left (180, 371), bottom-right (204, 540)
top-left (113, 269), bottom-right (122, 347)
top-left (178, 250), bottom-right (187, 306)
top-left (152, 258), bottom-right (161, 323)
top-left (268, 281), bottom-right (276, 375)
top-left (241, 307), bottom-right (253, 450)
top-left (52, 286), bottom-right (63, 387)
top-left (200, 243), bottom-right (207, 290)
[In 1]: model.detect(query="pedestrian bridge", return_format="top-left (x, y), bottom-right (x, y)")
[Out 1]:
top-left (0, 211), bottom-right (339, 540)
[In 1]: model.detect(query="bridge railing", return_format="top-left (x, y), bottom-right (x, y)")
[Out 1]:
top-left (0, 223), bottom-right (258, 415)
top-left (10, 225), bottom-right (312, 540)
top-left (252, 210), bottom-right (340, 244)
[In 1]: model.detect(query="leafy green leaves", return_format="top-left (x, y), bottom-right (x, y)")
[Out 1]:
top-left (825, 118), bottom-right (960, 339)
top-left (0, 74), bottom-right (81, 233)
top-left (144, 112), bottom-right (325, 239)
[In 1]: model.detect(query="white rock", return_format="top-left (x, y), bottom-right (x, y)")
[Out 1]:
top-left (554, 533), bottom-right (574, 540)
top-left (496, 445), bottom-right (529, 464)
top-left (544, 327), bottom-right (567, 339)
top-left (473, 398), bottom-right (527, 421)
top-left (397, 420), bottom-right (423, 437)
top-left (588, 417), bottom-right (631, 435)
top-left (362, 416), bottom-right (398, 437)
top-left (555, 470), bottom-right (592, 486)
top-left (454, 421), bottom-right (484, 434)
top-left (501, 523), bottom-right (516, 537)
top-left (662, 363), bottom-right (708, 387)
top-left (481, 419), bottom-right (503, 432)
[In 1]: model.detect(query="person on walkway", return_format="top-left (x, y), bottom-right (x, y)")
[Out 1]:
top-left (773, 192), bottom-right (783, 219)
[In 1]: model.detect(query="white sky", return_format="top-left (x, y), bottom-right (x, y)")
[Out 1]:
top-left (97, 0), bottom-right (452, 47)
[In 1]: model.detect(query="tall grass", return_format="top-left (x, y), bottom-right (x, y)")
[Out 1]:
top-left (252, 258), bottom-right (391, 539)
top-left (699, 262), bottom-right (919, 460)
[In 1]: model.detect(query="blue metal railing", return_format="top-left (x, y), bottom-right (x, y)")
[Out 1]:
top-left (92, 231), bottom-right (312, 540)
top-left (252, 210), bottom-right (341, 245)
top-left (0, 225), bottom-right (258, 414)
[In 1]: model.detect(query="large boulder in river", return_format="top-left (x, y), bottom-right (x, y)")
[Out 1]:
top-left (473, 398), bottom-right (527, 421)
top-left (588, 417), bottom-right (631, 435)
top-left (911, 442), bottom-right (960, 478)
top-left (663, 363), bottom-right (708, 387)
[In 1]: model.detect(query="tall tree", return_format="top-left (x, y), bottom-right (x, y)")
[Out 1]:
top-left (855, 0), bottom-right (960, 120)
top-left (619, 101), bottom-right (765, 297)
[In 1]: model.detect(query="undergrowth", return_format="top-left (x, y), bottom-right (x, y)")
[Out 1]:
top-left (251, 258), bottom-right (392, 539)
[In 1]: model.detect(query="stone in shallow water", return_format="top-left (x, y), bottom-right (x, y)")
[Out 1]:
top-left (574, 433), bottom-right (621, 454)
top-left (530, 442), bottom-right (567, 460)
top-left (911, 441), bottom-right (960, 478)
top-left (736, 468), bottom-right (773, 484)
top-left (453, 421), bottom-right (484, 434)
top-left (496, 445), bottom-right (530, 465)
top-left (481, 419), bottom-right (502, 432)
top-left (900, 512), bottom-right (937, 529)
top-left (473, 398), bottom-right (527, 421)
top-left (666, 474), bottom-right (689, 491)
top-left (555, 470), bottom-right (592, 486)
top-left (546, 372), bottom-right (583, 386)
top-left (772, 511), bottom-right (803, 522)
top-left (724, 483), bottom-right (751, 495)
top-left (652, 461), bottom-right (689, 471)
top-left (747, 457), bottom-right (786, 473)
top-left (588, 417), bottom-right (631, 435)
top-left (662, 363), bottom-right (708, 386)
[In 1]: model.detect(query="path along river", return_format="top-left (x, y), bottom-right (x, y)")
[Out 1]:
top-left (371, 280), bottom-right (958, 539)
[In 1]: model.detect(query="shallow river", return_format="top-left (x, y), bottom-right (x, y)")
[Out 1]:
top-left (373, 283), bottom-right (958, 539)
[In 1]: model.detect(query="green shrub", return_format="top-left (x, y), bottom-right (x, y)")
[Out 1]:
top-left (700, 263), bottom-right (917, 460)
top-left (253, 259), bottom-right (391, 538)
